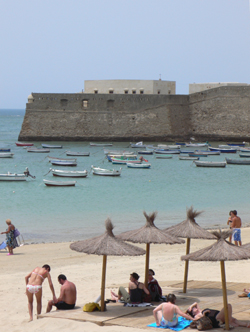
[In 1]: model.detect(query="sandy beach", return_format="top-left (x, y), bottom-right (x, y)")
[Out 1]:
top-left (1, 227), bottom-right (250, 332)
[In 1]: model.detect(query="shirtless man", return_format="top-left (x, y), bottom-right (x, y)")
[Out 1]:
top-left (46, 274), bottom-right (77, 312)
top-left (25, 265), bottom-right (56, 321)
top-left (231, 210), bottom-right (242, 246)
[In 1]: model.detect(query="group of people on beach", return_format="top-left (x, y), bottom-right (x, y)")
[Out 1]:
top-left (25, 265), bottom-right (77, 321)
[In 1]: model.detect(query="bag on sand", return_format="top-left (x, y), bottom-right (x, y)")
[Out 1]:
top-left (189, 316), bottom-right (213, 330)
top-left (83, 302), bottom-right (101, 312)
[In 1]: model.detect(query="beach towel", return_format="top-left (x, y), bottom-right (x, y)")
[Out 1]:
top-left (147, 317), bottom-right (191, 331)
top-left (124, 302), bottom-right (152, 307)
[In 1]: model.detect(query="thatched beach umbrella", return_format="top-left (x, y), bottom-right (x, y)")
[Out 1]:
top-left (70, 218), bottom-right (146, 311)
top-left (163, 207), bottom-right (216, 293)
top-left (181, 229), bottom-right (250, 331)
top-left (117, 211), bottom-right (184, 286)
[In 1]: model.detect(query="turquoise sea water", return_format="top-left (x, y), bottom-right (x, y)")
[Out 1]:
top-left (0, 109), bottom-right (250, 243)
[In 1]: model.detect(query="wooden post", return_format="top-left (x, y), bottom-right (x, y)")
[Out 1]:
top-left (183, 238), bottom-right (190, 293)
top-left (220, 261), bottom-right (229, 330)
top-left (144, 243), bottom-right (150, 286)
top-left (101, 255), bottom-right (107, 312)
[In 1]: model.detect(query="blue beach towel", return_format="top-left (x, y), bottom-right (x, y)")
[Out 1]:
top-left (147, 316), bottom-right (191, 331)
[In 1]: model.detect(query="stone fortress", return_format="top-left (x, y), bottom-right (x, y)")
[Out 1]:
top-left (19, 79), bottom-right (250, 142)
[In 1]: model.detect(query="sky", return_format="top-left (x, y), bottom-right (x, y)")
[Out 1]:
top-left (0, 0), bottom-right (250, 109)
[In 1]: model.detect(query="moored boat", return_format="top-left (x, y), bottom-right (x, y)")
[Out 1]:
top-left (15, 142), bottom-right (34, 147)
top-left (27, 148), bottom-right (50, 153)
top-left (90, 142), bottom-right (113, 146)
top-left (239, 153), bottom-right (250, 158)
top-left (47, 156), bottom-right (76, 162)
top-left (209, 147), bottom-right (237, 153)
top-left (43, 179), bottom-right (76, 186)
top-left (155, 149), bottom-right (180, 154)
top-left (194, 161), bottom-right (227, 167)
top-left (0, 152), bottom-right (14, 158)
top-left (130, 141), bottom-right (147, 148)
top-left (103, 149), bottom-right (134, 155)
top-left (155, 155), bottom-right (173, 159)
top-left (91, 166), bottom-right (122, 176)
top-left (137, 150), bottom-right (154, 155)
top-left (50, 160), bottom-right (77, 166)
top-left (127, 163), bottom-right (151, 168)
top-left (111, 158), bottom-right (141, 165)
top-left (179, 156), bottom-right (199, 160)
top-left (42, 144), bottom-right (63, 149)
top-left (189, 153), bottom-right (208, 157)
top-left (227, 142), bottom-right (246, 147)
top-left (107, 154), bottom-right (137, 162)
top-left (157, 144), bottom-right (180, 149)
top-left (51, 169), bottom-right (88, 177)
top-left (66, 151), bottom-right (90, 156)
top-left (0, 168), bottom-right (35, 181)
top-left (225, 158), bottom-right (250, 165)
top-left (185, 142), bottom-right (209, 147)
top-left (0, 148), bottom-right (11, 152)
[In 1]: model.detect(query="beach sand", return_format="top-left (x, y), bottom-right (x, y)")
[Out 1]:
top-left (1, 227), bottom-right (250, 332)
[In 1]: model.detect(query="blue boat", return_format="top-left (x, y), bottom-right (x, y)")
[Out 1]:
top-left (0, 148), bottom-right (11, 152)
top-left (189, 153), bottom-right (208, 157)
top-left (227, 142), bottom-right (245, 147)
top-left (209, 147), bottom-right (237, 153)
top-left (155, 149), bottom-right (180, 154)
top-left (180, 149), bottom-right (195, 154)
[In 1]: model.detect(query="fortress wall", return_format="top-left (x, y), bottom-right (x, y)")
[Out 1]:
top-left (19, 86), bottom-right (250, 142)
top-left (189, 86), bottom-right (250, 140)
top-left (19, 93), bottom-right (190, 141)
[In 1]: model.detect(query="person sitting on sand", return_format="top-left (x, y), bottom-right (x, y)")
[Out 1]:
top-left (186, 301), bottom-right (250, 328)
top-left (25, 265), bottom-right (56, 321)
top-left (111, 272), bottom-right (150, 304)
top-left (238, 287), bottom-right (250, 298)
top-left (153, 294), bottom-right (194, 327)
top-left (46, 274), bottom-right (77, 312)
top-left (143, 269), bottom-right (163, 302)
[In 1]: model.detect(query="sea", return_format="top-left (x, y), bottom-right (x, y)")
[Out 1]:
top-left (0, 109), bottom-right (250, 244)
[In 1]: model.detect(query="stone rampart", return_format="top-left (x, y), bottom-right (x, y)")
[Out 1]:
top-left (19, 86), bottom-right (250, 141)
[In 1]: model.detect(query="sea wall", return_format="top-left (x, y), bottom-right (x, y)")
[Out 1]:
top-left (19, 86), bottom-right (250, 141)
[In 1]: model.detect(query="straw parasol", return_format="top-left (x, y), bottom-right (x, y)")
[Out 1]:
top-left (70, 218), bottom-right (146, 311)
top-left (163, 206), bottom-right (216, 293)
top-left (181, 229), bottom-right (250, 331)
top-left (117, 211), bottom-right (184, 286)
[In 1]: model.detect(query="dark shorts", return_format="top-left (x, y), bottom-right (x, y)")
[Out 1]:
top-left (55, 301), bottom-right (75, 310)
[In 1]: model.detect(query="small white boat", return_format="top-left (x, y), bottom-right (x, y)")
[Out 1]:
top-left (130, 141), bottom-right (147, 148)
top-left (51, 169), bottom-right (88, 177)
top-left (0, 168), bottom-right (35, 181)
top-left (239, 153), bottom-right (250, 158)
top-left (127, 163), bottom-right (151, 168)
top-left (240, 148), bottom-right (250, 152)
top-left (47, 156), bottom-right (76, 162)
top-left (185, 142), bottom-right (209, 147)
top-left (194, 161), bottom-right (227, 168)
top-left (155, 149), bottom-right (180, 154)
top-left (218, 145), bottom-right (241, 151)
top-left (179, 156), bottom-right (199, 160)
top-left (90, 142), bottom-right (113, 146)
top-left (66, 151), bottom-right (90, 156)
top-left (137, 150), bottom-right (154, 155)
top-left (155, 155), bottom-right (173, 159)
top-left (103, 149), bottom-right (134, 155)
top-left (42, 144), bottom-right (63, 149)
top-left (0, 173), bottom-right (27, 181)
top-left (43, 179), bottom-right (76, 186)
top-left (50, 160), bottom-right (77, 167)
top-left (91, 166), bottom-right (122, 176)
top-left (27, 148), bottom-right (50, 153)
top-left (0, 152), bottom-right (14, 158)
top-left (157, 144), bottom-right (180, 149)
top-left (111, 158), bottom-right (141, 164)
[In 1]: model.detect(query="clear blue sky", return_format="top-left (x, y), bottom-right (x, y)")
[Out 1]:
top-left (1, 0), bottom-right (250, 109)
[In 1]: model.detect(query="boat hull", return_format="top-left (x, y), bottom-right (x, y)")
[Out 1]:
top-left (15, 142), bottom-right (33, 146)
top-left (66, 151), bottom-right (90, 156)
top-left (51, 169), bottom-right (88, 177)
top-left (51, 161), bottom-right (77, 166)
top-left (226, 158), bottom-right (250, 165)
top-left (0, 174), bottom-right (27, 181)
top-left (42, 144), bottom-right (63, 149)
top-left (127, 163), bottom-right (151, 168)
top-left (194, 161), bottom-right (226, 167)
top-left (43, 179), bottom-right (76, 186)
top-left (0, 153), bottom-right (14, 158)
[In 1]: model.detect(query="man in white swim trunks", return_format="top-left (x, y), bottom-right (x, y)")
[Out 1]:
top-left (25, 264), bottom-right (56, 321)
top-left (231, 210), bottom-right (242, 246)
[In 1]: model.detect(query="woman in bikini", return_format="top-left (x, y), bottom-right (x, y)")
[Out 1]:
top-left (153, 294), bottom-right (194, 327)
top-left (25, 265), bottom-right (57, 321)
top-left (186, 302), bottom-right (250, 328)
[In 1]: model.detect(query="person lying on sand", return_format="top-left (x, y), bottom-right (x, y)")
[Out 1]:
top-left (111, 272), bottom-right (149, 304)
top-left (153, 294), bottom-right (194, 327)
top-left (46, 274), bottom-right (77, 312)
top-left (25, 264), bottom-right (56, 321)
top-left (239, 288), bottom-right (250, 298)
top-left (186, 302), bottom-right (250, 328)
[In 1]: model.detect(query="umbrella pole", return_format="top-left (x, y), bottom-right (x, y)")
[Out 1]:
top-left (183, 238), bottom-right (190, 293)
top-left (101, 255), bottom-right (107, 312)
top-left (220, 260), bottom-right (229, 330)
top-left (144, 243), bottom-right (150, 286)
